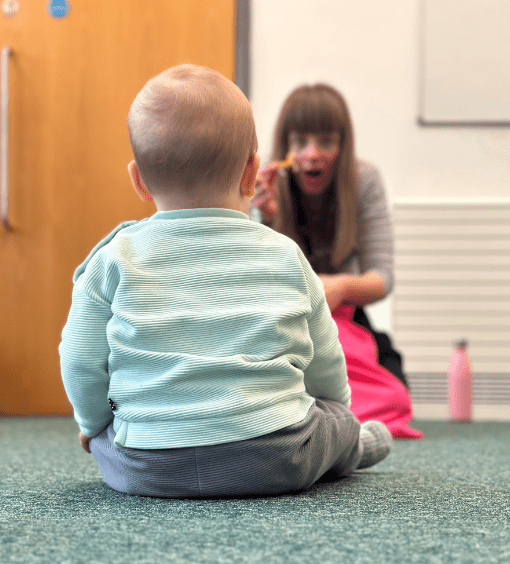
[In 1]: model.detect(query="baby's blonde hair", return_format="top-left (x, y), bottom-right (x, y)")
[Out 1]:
top-left (128, 64), bottom-right (258, 195)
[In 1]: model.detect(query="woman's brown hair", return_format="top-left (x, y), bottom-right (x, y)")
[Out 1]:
top-left (271, 84), bottom-right (357, 269)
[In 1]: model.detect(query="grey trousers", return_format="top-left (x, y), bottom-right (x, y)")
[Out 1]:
top-left (90, 399), bottom-right (362, 498)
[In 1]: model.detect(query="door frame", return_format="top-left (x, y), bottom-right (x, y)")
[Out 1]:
top-left (235, 0), bottom-right (251, 99)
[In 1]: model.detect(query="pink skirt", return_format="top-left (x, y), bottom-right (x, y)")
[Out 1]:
top-left (332, 305), bottom-right (424, 439)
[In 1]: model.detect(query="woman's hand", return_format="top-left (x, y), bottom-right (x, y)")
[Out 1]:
top-left (319, 274), bottom-right (354, 311)
top-left (252, 162), bottom-right (280, 224)
top-left (319, 272), bottom-right (387, 311)
top-left (79, 432), bottom-right (92, 453)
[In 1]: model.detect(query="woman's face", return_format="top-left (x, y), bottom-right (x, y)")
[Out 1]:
top-left (288, 131), bottom-right (340, 196)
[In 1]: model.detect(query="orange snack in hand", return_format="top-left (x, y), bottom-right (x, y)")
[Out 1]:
top-left (275, 153), bottom-right (299, 172)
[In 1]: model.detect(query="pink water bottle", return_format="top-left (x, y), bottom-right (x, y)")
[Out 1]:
top-left (448, 339), bottom-right (472, 422)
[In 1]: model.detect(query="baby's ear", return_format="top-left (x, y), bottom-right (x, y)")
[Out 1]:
top-left (128, 160), bottom-right (153, 202)
top-left (240, 153), bottom-right (261, 197)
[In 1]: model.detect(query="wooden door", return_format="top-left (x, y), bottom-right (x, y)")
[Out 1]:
top-left (0, 0), bottom-right (235, 415)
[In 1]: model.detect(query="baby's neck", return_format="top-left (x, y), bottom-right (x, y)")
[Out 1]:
top-left (153, 192), bottom-right (248, 215)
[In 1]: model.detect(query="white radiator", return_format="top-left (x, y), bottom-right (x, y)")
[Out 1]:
top-left (392, 199), bottom-right (510, 420)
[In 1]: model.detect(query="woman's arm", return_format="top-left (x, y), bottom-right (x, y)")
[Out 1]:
top-left (354, 161), bottom-right (394, 295)
top-left (320, 163), bottom-right (393, 311)
top-left (319, 271), bottom-right (386, 311)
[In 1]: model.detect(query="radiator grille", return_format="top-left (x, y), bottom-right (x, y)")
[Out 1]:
top-left (392, 200), bottom-right (510, 420)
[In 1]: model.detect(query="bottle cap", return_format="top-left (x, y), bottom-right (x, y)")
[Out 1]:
top-left (453, 338), bottom-right (468, 348)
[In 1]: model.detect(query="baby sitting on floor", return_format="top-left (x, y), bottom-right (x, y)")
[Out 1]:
top-left (59, 64), bottom-right (392, 498)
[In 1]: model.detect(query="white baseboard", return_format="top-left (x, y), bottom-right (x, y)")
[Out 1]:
top-left (413, 404), bottom-right (510, 421)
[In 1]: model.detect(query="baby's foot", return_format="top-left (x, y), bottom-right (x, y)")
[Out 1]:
top-left (357, 420), bottom-right (393, 470)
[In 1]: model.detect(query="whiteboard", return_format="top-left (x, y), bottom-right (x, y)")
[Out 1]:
top-left (419, 0), bottom-right (510, 125)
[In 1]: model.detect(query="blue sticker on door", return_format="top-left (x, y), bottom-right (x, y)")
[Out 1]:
top-left (48, 0), bottom-right (70, 19)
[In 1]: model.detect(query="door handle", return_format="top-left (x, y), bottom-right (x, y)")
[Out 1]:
top-left (1, 46), bottom-right (12, 231)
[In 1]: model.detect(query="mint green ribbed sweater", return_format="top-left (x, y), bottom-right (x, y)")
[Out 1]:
top-left (59, 208), bottom-right (350, 449)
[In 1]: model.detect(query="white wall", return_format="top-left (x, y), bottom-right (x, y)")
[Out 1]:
top-left (250, 0), bottom-right (510, 331)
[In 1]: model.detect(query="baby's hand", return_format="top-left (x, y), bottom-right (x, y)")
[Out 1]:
top-left (79, 432), bottom-right (92, 453)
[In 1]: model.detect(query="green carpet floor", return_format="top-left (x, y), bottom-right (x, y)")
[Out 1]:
top-left (1, 417), bottom-right (509, 564)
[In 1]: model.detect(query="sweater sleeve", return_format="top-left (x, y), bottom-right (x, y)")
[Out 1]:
top-left (59, 263), bottom-right (115, 438)
top-left (355, 161), bottom-right (394, 295)
top-left (297, 251), bottom-right (351, 406)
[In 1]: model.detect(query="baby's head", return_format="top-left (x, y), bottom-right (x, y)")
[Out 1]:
top-left (128, 64), bottom-right (258, 205)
